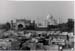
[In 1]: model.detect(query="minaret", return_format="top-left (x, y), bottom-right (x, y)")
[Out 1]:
top-left (46, 14), bottom-right (53, 25)
top-left (11, 20), bottom-right (14, 29)
top-left (46, 14), bottom-right (50, 25)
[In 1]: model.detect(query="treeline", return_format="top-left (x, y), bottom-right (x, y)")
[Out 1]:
top-left (0, 18), bottom-right (74, 32)
top-left (48, 18), bottom-right (74, 32)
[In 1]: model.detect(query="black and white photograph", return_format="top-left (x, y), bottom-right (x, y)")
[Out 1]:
top-left (0, 0), bottom-right (74, 51)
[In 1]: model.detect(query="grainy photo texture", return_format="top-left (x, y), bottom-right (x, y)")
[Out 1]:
top-left (0, 1), bottom-right (74, 51)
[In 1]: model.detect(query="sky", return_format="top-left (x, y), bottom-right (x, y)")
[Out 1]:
top-left (0, 0), bottom-right (74, 24)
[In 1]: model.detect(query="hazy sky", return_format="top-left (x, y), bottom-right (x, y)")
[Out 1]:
top-left (0, 0), bottom-right (74, 23)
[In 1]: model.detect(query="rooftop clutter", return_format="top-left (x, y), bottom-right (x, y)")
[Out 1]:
top-left (0, 29), bottom-right (74, 50)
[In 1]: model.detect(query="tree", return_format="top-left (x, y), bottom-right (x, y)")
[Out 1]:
top-left (67, 19), bottom-right (74, 32)
top-left (5, 22), bottom-right (11, 30)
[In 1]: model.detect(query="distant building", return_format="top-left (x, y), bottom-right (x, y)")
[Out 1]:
top-left (36, 21), bottom-right (48, 28)
top-left (47, 14), bottom-right (57, 25)
top-left (11, 19), bottom-right (31, 30)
